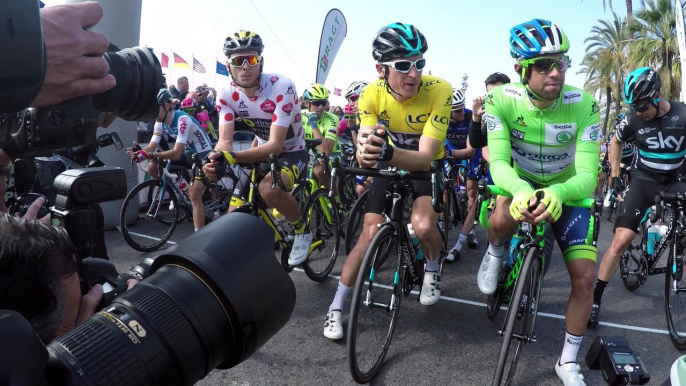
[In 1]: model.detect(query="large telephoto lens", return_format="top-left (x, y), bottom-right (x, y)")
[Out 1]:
top-left (45, 213), bottom-right (296, 386)
top-left (92, 47), bottom-right (164, 122)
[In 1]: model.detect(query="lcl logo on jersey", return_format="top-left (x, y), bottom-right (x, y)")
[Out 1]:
top-left (646, 132), bottom-right (685, 150)
top-left (406, 114), bottom-right (428, 130)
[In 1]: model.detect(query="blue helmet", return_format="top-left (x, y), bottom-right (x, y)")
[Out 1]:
top-left (372, 23), bottom-right (428, 62)
top-left (509, 19), bottom-right (570, 59)
top-left (624, 67), bottom-right (662, 104)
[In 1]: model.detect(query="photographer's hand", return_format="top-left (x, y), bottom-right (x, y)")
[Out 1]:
top-left (22, 196), bottom-right (51, 224)
top-left (31, 2), bottom-right (116, 108)
top-left (53, 274), bottom-right (103, 341)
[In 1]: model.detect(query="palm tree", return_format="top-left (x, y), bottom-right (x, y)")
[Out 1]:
top-left (626, 0), bottom-right (681, 99)
top-left (581, 12), bottom-right (628, 134)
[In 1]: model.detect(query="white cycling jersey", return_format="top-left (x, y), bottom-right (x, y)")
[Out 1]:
top-left (152, 111), bottom-right (212, 154)
top-left (217, 73), bottom-right (306, 152)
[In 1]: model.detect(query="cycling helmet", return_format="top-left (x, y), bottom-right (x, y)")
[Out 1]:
top-left (345, 81), bottom-right (369, 99)
top-left (452, 88), bottom-right (466, 109)
top-left (372, 23), bottom-right (428, 62)
top-left (509, 19), bottom-right (570, 60)
top-left (624, 67), bottom-right (662, 104)
top-left (181, 97), bottom-right (198, 110)
top-left (343, 104), bottom-right (354, 115)
top-left (223, 30), bottom-right (264, 57)
top-left (157, 89), bottom-right (173, 105)
top-left (304, 84), bottom-right (329, 101)
top-left (196, 111), bottom-right (210, 128)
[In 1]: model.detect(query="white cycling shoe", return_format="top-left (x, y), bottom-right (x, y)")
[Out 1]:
top-left (288, 232), bottom-right (313, 266)
top-left (419, 271), bottom-right (441, 305)
top-left (477, 251), bottom-right (502, 295)
top-left (323, 310), bottom-right (343, 340)
top-left (555, 359), bottom-right (587, 386)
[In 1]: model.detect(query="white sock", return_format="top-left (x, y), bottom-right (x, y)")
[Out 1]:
top-left (329, 281), bottom-right (352, 312)
top-left (560, 331), bottom-right (583, 364)
top-left (195, 228), bottom-right (200, 232)
top-left (487, 242), bottom-right (505, 258)
top-left (452, 233), bottom-right (468, 251)
top-left (425, 257), bottom-right (440, 272)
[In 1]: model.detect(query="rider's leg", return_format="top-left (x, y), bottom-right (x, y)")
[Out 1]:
top-left (188, 179), bottom-right (206, 231)
top-left (411, 196), bottom-right (442, 306)
top-left (477, 195), bottom-right (518, 295)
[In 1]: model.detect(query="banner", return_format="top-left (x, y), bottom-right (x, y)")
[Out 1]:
top-left (216, 60), bottom-right (229, 76)
top-left (676, 0), bottom-right (686, 101)
top-left (315, 9), bottom-right (347, 85)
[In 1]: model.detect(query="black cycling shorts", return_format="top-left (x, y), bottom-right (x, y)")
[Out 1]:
top-left (230, 151), bottom-right (308, 206)
top-left (365, 162), bottom-right (434, 215)
top-left (615, 174), bottom-right (686, 232)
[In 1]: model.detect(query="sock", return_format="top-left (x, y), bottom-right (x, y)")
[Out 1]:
top-left (452, 233), bottom-right (468, 251)
top-left (487, 241), bottom-right (505, 258)
top-left (425, 257), bottom-right (440, 272)
top-left (195, 228), bottom-right (200, 232)
top-left (291, 215), bottom-right (307, 234)
top-left (560, 331), bottom-right (583, 364)
top-left (593, 279), bottom-right (608, 306)
top-left (329, 281), bottom-right (352, 312)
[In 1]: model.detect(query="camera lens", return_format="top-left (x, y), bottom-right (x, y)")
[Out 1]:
top-left (46, 213), bottom-right (296, 385)
top-left (92, 47), bottom-right (164, 122)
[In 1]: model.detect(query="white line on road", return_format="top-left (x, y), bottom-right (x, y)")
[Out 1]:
top-left (126, 231), bottom-right (177, 245)
top-left (294, 269), bottom-right (670, 336)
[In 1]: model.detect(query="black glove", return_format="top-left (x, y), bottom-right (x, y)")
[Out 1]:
top-left (611, 177), bottom-right (623, 195)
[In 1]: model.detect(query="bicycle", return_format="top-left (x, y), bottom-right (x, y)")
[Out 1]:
top-left (120, 154), bottom-right (231, 252)
top-left (229, 153), bottom-right (341, 281)
top-left (337, 161), bottom-right (447, 384)
top-left (619, 190), bottom-right (686, 349)
top-left (475, 181), bottom-right (601, 386)
top-left (442, 156), bottom-right (470, 255)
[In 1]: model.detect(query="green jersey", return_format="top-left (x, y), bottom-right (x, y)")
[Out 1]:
top-left (302, 110), bottom-right (341, 154)
top-left (484, 83), bottom-right (601, 202)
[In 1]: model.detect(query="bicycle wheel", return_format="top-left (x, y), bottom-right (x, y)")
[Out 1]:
top-left (492, 247), bottom-right (543, 386)
top-left (302, 188), bottom-right (341, 282)
top-left (121, 180), bottom-right (179, 252)
top-left (456, 188), bottom-right (468, 225)
top-left (146, 180), bottom-right (189, 224)
top-left (348, 225), bottom-right (401, 384)
top-left (346, 190), bottom-right (369, 255)
top-left (337, 172), bottom-right (358, 210)
top-left (665, 234), bottom-right (686, 350)
top-left (442, 180), bottom-right (455, 241)
top-left (487, 269), bottom-right (509, 320)
top-left (620, 225), bottom-right (646, 291)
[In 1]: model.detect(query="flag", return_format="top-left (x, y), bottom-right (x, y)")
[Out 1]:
top-left (159, 53), bottom-right (169, 68)
top-left (333, 87), bottom-right (342, 96)
top-left (316, 9), bottom-right (347, 84)
top-left (216, 60), bottom-right (229, 76)
top-left (193, 56), bottom-right (206, 73)
top-left (173, 52), bottom-right (191, 69)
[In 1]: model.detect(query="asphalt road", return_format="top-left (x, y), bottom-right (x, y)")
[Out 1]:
top-left (106, 211), bottom-right (680, 386)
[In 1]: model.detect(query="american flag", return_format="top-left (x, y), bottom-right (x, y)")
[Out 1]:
top-left (193, 57), bottom-right (206, 73)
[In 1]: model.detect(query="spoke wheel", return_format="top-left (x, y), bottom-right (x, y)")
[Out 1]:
top-left (348, 225), bottom-right (401, 384)
top-left (302, 188), bottom-right (341, 282)
top-left (665, 234), bottom-right (686, 350)
top-left (121, 179), bottom-right (179, 252)
top-left (620, 227), bottom-right (645, 291)
top-left (346, 190), bottom-right (369, 255)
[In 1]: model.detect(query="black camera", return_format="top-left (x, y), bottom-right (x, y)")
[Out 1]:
top-left (586, 336), bottom-right (650, 385)
top-left (0, 212), bottom-right (296, 386)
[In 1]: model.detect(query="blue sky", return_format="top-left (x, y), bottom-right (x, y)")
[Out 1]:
top-left (45, 0), bottom-right (635, 106)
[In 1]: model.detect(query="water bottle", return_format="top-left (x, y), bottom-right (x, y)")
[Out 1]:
top-left (647, 224), bottom-right (659, 255)
top-left (407, 224), bottom-right (424, 261)
top-left (506, 228), bottom-right (526, 268)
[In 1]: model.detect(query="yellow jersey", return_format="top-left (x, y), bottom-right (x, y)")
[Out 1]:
top-left (358, 75), bottom-right (452, 160)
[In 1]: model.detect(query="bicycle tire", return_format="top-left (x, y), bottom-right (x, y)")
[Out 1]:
top-left (620, 226), bottom-right (645, 291)
top-left (487, 269), bottom-right (509, 320)
top-left (348, 224), bottom-right (401, 384)
top-left (302, 188), bottom-right (341, 282)
top-left (146, 179), bottom-right (190, 225)
top-left (120, 179), bottom-right (179, 252)
top-left (665, 234), bottom-right (686, 350)
top-left (442, 180), bottom-right (455, 242)
top-left (607, 196), bottom-right (616, 221)
top-left (492, 247), bottom-right (543, 386)
top-left (346, 190), bottom-right (369, 255)
top-left (457, 188), bottom-right (469, 225)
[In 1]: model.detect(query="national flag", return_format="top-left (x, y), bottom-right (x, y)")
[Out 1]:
top-left (173, 52), bottom-right (191, 69)
top-left (193, 56), bottom-right (206, 73)
top-left (216, 60), bottom-right (229, 76)
top-left (159, 53), bottom-right (169, 68)
top-left (333, 87), bottom-right (342, 96)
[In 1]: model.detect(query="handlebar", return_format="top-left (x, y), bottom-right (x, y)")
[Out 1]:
top-left (650, 190), bottom-right (685, 223)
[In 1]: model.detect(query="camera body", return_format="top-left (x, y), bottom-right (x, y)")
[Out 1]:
top-left (585, 336), bottom-right (650, 385)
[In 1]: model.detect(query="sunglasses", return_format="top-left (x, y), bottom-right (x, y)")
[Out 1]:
top-left (347, 95), bottom-right (359, 103)
top-left (344, 114), bottom-right (356, 119)
top-left (380, 58), bottom-right (427, 73)
top-left (452, 108), bottom-right (464, 113)
top-left (521, 56), bottom-right (571, 74)
top-left (228, 54), bottom-right (261, 67)
top-left (310, 100), bottom-right (327, 107)
top-left (632, 102), bottom-right (650, 112)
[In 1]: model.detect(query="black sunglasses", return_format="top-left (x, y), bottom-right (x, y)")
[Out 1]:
top-left (632, 102), bottom-right (650, 112)
top-left (310, 100), bottom-right (327, 107)
top-left (348, 95), bottom-right (359, 102)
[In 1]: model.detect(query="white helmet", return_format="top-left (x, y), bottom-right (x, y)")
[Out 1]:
top-left (345, 81), bottom-right (369, 100)
top-left (452, 88), bottom-right (465, 109)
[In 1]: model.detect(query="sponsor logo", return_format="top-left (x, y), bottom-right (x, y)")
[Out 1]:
top-left (282, 102), bottom-right (294, 114)
top-left (590, 130), bottom-right (598, 140)
top-left (378, 110), bottom-right (391, 126)
top-left (552, 124), bottom-right (573, 130)
top-left (502, 86), bottom-right (522, 99)
top-left (270, 76), bottom-right (279, 84)
top-left (511, 129), bottom-right (525, 140)
top-left (557, 131), bottom-right (574, 144)
top-left (513, 115), bottom-right (527, 127)
top-left (407, 114), bottom-right (428, 124)
top-left (423, 79), bottom-right (441, 91)
top-left (260, 99), bottom-right (276, 113)
top-left (295, 113), bottom-right (301, 123)
top-left (238, 110), bottom-right (249, 117)
top-left (444, 95), bottom-right (452, 106)
top-left (511, 144), bottom-right (571, 162)
top-left (638, 127), bottom-right (655, 135)
top-left (647, 70), bottom-right (654, 81)
top-left (193, 130), bottom-right (209, 149)
top-left (562, 91), bottom-right (583, 104)
top-left (665, 126), bottom-right (684, 130)
top-left (318, 14), bottom-right (342, 74)
top-left (238, 100), bottom-right (247, 109)
top-left (590, 101), bottom-right (599, 115)
top-left (560, 214), bottom-right (583, 241)
top-left (646, 132), bottom-right (685, 150)
top-left (179, 117), bottom-right (187, 134)
top-left (485, 93), bottom-right (494, 105)
top-left (672, 115), bottom-right (680, 122)
top-left (388, 132), bottom-right (420, 147)
top-left (285, 85), bottom-right (295, 95)
top-left (431, 115), bottom-right (448, 130)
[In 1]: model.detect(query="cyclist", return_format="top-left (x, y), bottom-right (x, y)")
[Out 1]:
top-left (202, 30), bottom-right (310, 266)
top-left (589, 67), bottom-right (686, 328)
top-left (302, 83), bottom-right (341, 190)
top-left (323, 23), bottom-right (452, 340)
top-left (444, 88), bottom-right (480, 261)
top-left (469, 72), bottom-right (511, 154)
top-left (338, 104), bottom-right (356, 142)
top-left (129, 89), bottom-right (214, 232)
top-left (478, 19), bottom-right (601, 385)
top-left (345, 81), bottom-right (372, 196)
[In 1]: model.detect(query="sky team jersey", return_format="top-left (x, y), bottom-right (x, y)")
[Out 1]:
top-left (302, 111), bottom-right (341, 154)
top-left (445, 109), bottom-right (473, 149)
top-left (217, 73), bottom-right (306, 153)
top-left (358, 75), bottom-right (452, 160)
top-left (484, 83), bottom-right (601, 203)
top-left (616, 102), bottom-right (686, 183)
top-left (607, 130), bottom-right (635, 164)
top-left (152, 111), bottom-right (212, 154)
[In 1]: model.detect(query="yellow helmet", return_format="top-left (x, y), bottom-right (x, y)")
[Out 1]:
top-left (223, 30), bottom-right (264, 57)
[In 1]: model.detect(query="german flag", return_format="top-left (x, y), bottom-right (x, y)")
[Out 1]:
top-left (173, 52), bottom-right (191, 69)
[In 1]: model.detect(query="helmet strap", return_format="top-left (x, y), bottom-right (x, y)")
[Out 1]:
top-left (382, 65), bottom-right (403, 98)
